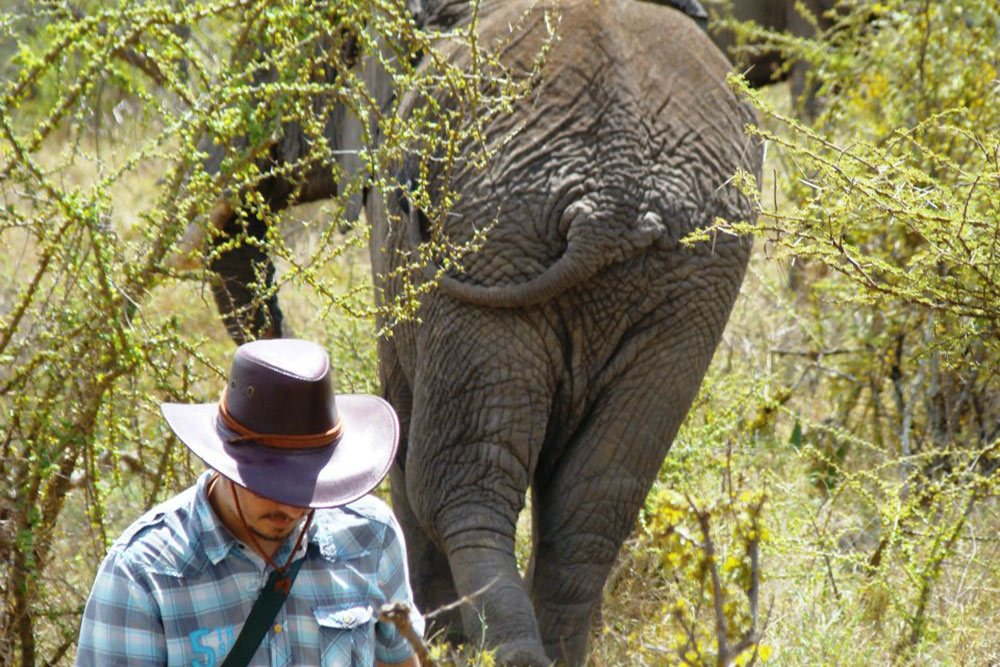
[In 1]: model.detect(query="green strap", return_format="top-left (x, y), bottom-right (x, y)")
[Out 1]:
top-left (221, 558), bottom-right (305, 667)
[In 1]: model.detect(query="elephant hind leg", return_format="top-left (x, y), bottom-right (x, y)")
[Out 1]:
top-left (447, 546), bottom-right (551, 666)
top-left (401, 302), bottom-right (558, 665)
top-left (528, 477), bottom-right (648, 665)
top-left (378, 337), bottom-right (463, 640)
top-left (387, 465), bottom-right (463, 642)
top-left (529, 315), bottom-right (716, 664)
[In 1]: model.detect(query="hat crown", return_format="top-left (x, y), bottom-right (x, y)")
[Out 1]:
top-left (225, 339), bottom-right (338, 437)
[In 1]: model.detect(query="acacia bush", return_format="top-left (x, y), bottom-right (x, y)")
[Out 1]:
top-left (0, 1), bottom-right (546, 663)
top-left (676, 0), bottom-right (1000, 663)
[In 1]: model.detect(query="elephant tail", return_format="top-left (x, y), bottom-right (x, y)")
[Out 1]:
top-left (409, 195), bottom-right (667, 309)
top-left (433, 250), bottom-right (599, 308)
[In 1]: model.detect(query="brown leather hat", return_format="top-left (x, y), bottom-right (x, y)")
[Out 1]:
top-left (161, 339), bottom-right (398, 508)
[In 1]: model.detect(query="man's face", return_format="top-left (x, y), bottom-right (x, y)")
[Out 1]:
top-left (212, 476), bottom-right (309, 547)
top-left (232, 483), bottom-right (309, 542)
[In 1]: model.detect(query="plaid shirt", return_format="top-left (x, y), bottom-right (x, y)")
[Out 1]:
top-left (75, 471), bottom-right (423, 666)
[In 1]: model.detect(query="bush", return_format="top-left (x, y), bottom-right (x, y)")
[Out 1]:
top-left (695, 0), bottom-right (1000, 661)
top-left (0, 1), bottom-right (540, 663)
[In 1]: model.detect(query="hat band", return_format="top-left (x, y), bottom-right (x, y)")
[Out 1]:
top-left (218, 389), bottom-right (343, 449)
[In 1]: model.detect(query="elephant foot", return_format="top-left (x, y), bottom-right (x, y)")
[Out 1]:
top-left (494, 638), bottom-right (552, 667)
top-left (543, 632), bottom-right (587, 667)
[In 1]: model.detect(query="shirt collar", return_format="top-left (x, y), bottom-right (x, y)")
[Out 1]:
top-left (192, 471), bottom-right (236, 565)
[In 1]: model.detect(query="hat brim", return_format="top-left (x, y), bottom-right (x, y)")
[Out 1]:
top-left (160, 395), bottom-right (398, 508)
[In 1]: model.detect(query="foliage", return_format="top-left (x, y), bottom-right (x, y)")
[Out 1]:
top-left (639, 471), bottom-right (767, 665)
top-left (0, 0), bottom-right (544, 663)
top-left (688, 0), bottom-right (1000, 661)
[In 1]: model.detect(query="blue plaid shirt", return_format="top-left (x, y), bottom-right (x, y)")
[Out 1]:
top-left (75, 471), bottom-right (423, 666)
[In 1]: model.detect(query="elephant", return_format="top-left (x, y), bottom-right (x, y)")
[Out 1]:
top-left (197, 0), bottom-right (763, 663)
top-left (703, 0), bottom-right (838, 114)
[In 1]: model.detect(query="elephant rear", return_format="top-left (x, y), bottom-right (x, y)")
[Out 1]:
top-left (373, 1), bottom-right (762, 665)
top-left (419, 0), bottom-right (761, 305)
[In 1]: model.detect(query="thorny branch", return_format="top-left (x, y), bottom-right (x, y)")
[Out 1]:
top-left (379, 602), bottom-right (436, 667)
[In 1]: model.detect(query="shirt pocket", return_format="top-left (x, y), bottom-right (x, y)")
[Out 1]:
top-left (314, 603), bottom-right (375, 666)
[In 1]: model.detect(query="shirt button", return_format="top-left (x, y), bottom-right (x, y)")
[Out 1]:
top-left (273, 624), bottom-right (282, 633)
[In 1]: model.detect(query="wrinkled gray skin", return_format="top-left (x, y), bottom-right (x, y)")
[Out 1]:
top-left (703, 0), bottom-right (837, 115)
top-left (203, 0), bottom-right (762, 664)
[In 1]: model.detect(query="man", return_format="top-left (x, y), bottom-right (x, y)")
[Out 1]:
top-left (76, 338), bottom-right (423, 666)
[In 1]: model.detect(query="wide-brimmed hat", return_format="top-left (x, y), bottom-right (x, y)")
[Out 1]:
top-left (161, 338), bottom-right (398, 508)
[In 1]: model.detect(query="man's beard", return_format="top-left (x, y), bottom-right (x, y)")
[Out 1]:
top-left (250, 513), bottom-right (300, 542)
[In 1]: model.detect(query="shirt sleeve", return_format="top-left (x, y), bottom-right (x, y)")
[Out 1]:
top-left (373, 512), bottom-right (426, 665)
top-left (75, 550), bottom-right (166, 666)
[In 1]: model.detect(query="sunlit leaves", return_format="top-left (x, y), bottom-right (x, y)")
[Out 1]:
top-left (702, 0), bottom-right (1000, 658)
top-left (0, 1), bottom-right (544, 662)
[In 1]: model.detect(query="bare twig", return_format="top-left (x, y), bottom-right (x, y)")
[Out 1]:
top-left (809, 514), bottom-right (842, 602)
top-left (422, 574), bottom-right (502, 622)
